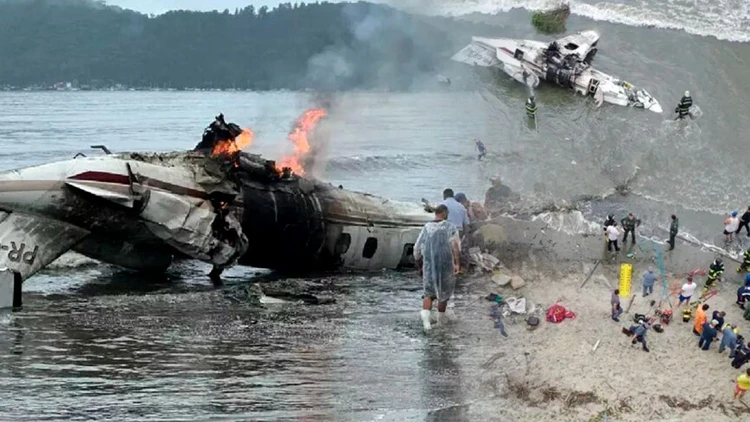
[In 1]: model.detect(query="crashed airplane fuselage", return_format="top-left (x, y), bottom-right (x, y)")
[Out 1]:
top-left (451, 30), bottom-right (662, 113)
top-left (0, 151), bottom-right (432, 282)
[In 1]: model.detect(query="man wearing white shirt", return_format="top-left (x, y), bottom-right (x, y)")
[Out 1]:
top-left (606, 222), bottom-right (621, 253)
top-left (678, 277), bottom-right (697, 307)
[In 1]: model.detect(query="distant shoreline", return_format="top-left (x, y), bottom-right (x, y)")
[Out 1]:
top-left (0, 86), bottom-right (454, 93)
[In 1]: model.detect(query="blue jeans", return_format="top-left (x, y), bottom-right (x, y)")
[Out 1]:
top-left (720, 338), bottom-right (737, 356)
top-left (612, 306), bottom-right (623, 320)
top-left (699, 336), bottom-right (714, 350)
top-left (643, 285), bottom-right (654, 296)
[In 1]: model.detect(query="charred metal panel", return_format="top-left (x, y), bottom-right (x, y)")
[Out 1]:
top-left (73, 236), bottom-right (173, 273)
top-left (236, 179), bottom-right (327, 272)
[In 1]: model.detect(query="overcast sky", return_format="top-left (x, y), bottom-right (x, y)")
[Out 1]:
top-left (106, 0), bottom-right (338, 15)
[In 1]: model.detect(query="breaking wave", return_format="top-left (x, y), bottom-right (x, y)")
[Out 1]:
top-left (530, 204), bottom-right (743, 262)
top-left (325, 151), bottom-right (522, 172)
top-left (388, 0), bottom-right (750, 43)
top-left (533, 210), bottom-right (601, 236)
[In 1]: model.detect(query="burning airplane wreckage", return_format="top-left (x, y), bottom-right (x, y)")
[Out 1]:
top-left (0, 112), bottom-right (433, 284)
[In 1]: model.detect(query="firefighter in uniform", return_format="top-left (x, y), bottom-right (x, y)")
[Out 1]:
top-left (738, 248), bottom-right (750, 272)
top-left (675, 90), bottom-right (693, 119)
top-left (682, 307), bottom-right (692, 323)
top-left (704, 257), bottom-right (725, 294)
top-left (526, 96), bottom-right (537, 119)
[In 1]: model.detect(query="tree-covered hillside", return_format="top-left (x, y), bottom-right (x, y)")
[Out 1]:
top-left (0, 0), bottom-right (487, 90)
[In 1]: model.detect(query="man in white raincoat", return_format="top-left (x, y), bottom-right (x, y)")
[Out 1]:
top-left (415, 204), bottom-right (461, 331)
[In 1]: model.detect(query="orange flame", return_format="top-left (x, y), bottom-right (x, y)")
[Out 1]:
top-left (211, 129), bottom-right (254, 157)
top-left (276, 108), bottom-right (327, 175)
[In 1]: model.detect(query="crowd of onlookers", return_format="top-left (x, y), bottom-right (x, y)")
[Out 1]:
top-left (611, 262), bottom-right (750, 400)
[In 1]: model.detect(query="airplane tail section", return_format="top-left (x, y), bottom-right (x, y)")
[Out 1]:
top-left (0, 211), bottom-right (89, 281)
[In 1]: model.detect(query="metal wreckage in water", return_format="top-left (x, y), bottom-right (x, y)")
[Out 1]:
top-left (451, 30), bottom-right (662, 113)
top-left (0, 115), bottom-right (432, 283)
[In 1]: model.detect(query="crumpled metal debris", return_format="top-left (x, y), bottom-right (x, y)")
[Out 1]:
top-left (469, 246), bottom-right (501, 272)
top-left (138, 188), bottom-right (248, 269)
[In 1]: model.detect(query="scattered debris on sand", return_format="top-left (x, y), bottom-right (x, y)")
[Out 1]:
top-left (447, 215), bottom-right (750, 421)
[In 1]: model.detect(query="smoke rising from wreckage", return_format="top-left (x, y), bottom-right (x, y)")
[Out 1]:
top-left (0, 115), bottom-right (432, 284)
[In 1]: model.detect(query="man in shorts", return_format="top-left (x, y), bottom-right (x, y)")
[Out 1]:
top-left (734, 368), bottom-right (750, 400)
top-left (678, 276), bottom-right (697, 307)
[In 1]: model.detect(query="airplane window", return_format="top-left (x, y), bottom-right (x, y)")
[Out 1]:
top-left (362, 237), bottom-right (378, 259)
top-left (335, 233), bottom-right (351, 255)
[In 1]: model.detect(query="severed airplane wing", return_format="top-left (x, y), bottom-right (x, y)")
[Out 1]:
top-left (0, 211), bottom-right (89, 281)
top-left (451, 42), bottom-right (500, 67)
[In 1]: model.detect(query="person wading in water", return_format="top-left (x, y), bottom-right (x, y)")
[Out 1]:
top-left (415, 204), bottom-right (461, 332)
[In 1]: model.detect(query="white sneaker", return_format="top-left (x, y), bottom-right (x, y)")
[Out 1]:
top-left (437, 311), bottom-right (449, 325)
top-left (420, 310), bottom-right (432, 331)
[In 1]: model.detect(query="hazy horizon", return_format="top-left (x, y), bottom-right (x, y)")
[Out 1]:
top-left (106, 0), bottom-right (345, 14)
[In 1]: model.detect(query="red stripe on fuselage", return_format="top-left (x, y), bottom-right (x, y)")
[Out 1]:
top-left (69, 171), bottom-right (130, 185)
top-left (69, 171), bottom-right (209, 199)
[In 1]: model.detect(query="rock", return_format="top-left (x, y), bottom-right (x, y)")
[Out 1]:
top-left (511, 276), bottom-right (526, 290)
top-left (473, 224), bottom-right (506, 251)
top-left (492, 273), bottom-right (512, 287)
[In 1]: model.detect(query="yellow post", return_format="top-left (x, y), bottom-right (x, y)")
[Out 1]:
top-left (619, 263), bottom-right (632, 298)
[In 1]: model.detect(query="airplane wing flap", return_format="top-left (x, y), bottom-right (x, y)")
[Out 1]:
top-left (0, 211), bottom-right (89, 281)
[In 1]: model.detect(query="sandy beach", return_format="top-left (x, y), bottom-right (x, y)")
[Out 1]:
top-left (429, 216), bottom-right (750, 421)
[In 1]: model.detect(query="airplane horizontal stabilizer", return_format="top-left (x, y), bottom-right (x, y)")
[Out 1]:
top-left (450, 43), bottom-right (499, 67)
top-left (0, 211), bottom-right (89, 281)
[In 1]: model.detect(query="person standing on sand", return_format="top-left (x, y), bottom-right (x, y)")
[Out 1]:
top-left (630, 320), bottom-right (650, 353)
top-left (738, 206), bottom-right (750, 237)
top-left (712, 310), bottom-right (726, 330)
top-left (725, 211), bottom-right (740, 243)
top-left (642, 266), bottom-right (658, 297)
top-left (668, 214), bottom-right (679, 250)
top-left (606, 222), bottom-right (621, 253)
top-left (603, 214), bottom-right (616, 231)
top-left (678, 277), bottom-right (697, 307)
top-left (737, 284), bottom-right (750, 310)
top-left (611, 289), bottom-right (623, 322)
top-left (699, 319), bottom-right (719, 350)
top-left (415, 204), bottom-right (461, 332)
top-left (733, 343), bottom-right (750, 369)
top-left (720, 324), bottom-right (738, 355)
top-left (620, 213), bottom-right (641, 244)
top-left (693, 303), bottom-right (709, 336)
top-left (734, 368), bottom-right (750, 400)
top-left (738, 248), bottom-right (750, 273)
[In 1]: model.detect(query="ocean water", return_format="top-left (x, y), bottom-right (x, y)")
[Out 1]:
top-left (1, 4), bottom-right (750, 420)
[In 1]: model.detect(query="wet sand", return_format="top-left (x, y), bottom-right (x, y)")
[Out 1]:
top-left (439, 216), bottom-right (750, 421)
